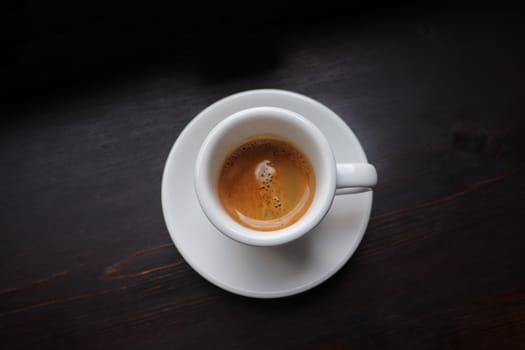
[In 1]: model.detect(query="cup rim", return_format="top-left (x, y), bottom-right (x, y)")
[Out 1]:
top-left (194, 106), bottom-right (336, 246)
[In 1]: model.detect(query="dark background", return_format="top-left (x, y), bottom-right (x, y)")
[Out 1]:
top-left (1, 2), bottom-right (525, 349)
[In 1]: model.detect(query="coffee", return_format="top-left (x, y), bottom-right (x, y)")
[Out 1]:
top-left (218, 137), bottom-right (315, 231)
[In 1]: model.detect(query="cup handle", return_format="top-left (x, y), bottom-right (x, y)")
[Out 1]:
top-left (335, 163), bottom-right (377, 195)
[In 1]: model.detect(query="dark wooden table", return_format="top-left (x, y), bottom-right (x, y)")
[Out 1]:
top-left (2, 5), bottom-right (525, 349)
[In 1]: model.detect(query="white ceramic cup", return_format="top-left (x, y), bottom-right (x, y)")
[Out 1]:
top-left (195, 106), bottom-right (377, 246)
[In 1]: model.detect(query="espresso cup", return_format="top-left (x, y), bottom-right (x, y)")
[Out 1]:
top-left (194, 107), bottom-right (377, 246)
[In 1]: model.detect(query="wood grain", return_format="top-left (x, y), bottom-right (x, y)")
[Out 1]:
top-left (1, 5), bottom-right (524, 350)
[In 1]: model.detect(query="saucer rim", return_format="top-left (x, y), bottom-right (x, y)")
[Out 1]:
top-left (161, 89), bottom-right (373, 298)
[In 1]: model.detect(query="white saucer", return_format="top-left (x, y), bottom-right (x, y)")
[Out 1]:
top-left (161, 89), bottom-right (373, 298)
